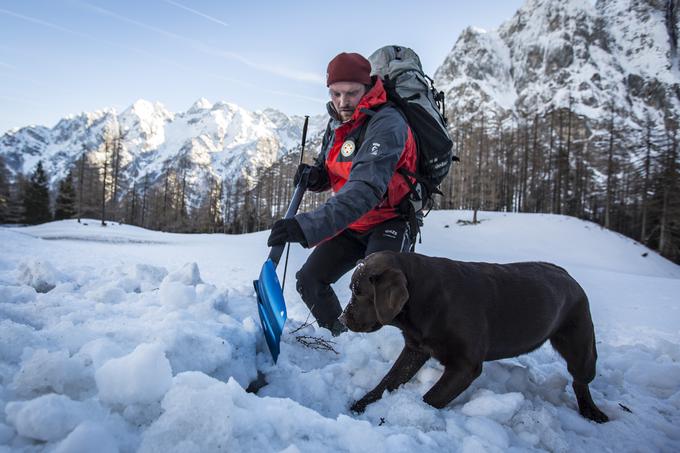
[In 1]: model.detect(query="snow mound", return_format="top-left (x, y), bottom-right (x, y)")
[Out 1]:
top-left (95, 343), bottom-right (172, 405)
top-left (1, 210), bottom-right (678, 451)
top-left (5, 394), bottom-right (90, 442)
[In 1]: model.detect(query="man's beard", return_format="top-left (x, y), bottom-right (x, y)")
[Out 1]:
top-left (339, 108), bottom-right (354, 121)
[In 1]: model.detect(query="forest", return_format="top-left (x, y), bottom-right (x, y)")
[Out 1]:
top-left (1, 103), bottom-right (678, 263)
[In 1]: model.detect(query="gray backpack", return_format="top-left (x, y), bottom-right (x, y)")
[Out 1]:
top-left (367, 45), bottom-right (456, 195)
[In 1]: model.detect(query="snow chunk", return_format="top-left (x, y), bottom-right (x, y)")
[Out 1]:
top-left (134, 263), bottom-right (168, 291)
top-left (138, 372), bottom-right (238, 452)
top-left (95, 343), bottom-right (172, 405)
top-left (162, 324), bottom-right (233, 375)
top-left (157, 263), bottom-right (203, 308)
top-left (159, 281), bottom-right (196, 308)
top-left (165, 262), bottom-right (203, 286)
top-left (464, 416), bottom-right (510, 449)
top-left (378, 390), bottom-right (445, 431)
top-left (460, 389), bottom-right (525, 422)
top-left (11, 348), bottom-right (91, 398)
top-left (76, 338), bottom-right (125, 369)
top-left (5, 394), bottom-right (87, 442)
top-left (53, 422), bottom-right (119, 453)
top-left (16, 258), bottom-right (68, 293)
top-left (88, 285), bottom-right (127, 305)
top-left (139, 372), bottom-right (385, 453)
top-left (0, 319), bottom-right (39, 363)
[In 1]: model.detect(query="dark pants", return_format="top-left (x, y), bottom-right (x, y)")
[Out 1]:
top-left (295, 218), bottom-right (411, 329)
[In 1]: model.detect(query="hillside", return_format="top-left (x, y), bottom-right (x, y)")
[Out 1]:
top-left (1, 210), bottom-right (679, 451)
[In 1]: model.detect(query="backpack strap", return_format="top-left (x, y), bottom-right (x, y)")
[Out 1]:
top-left (354, 101), bottom-right (393, 146)
top-left (353, 101), bottom-right (424, 250)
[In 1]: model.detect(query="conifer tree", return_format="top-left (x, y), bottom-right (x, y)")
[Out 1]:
top-left (0, 155), bottom-right (10, 223)
top-left (54, 169), bottom-right (77, 220)
top-left (22, 161), bottom-right (51, 224)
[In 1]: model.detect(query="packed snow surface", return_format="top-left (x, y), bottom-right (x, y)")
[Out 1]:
top-left (1, 210), bottom-right (679, 452)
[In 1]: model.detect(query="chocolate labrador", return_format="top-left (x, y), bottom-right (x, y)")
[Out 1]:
top-left (339, 250), bottom-right (608, 423)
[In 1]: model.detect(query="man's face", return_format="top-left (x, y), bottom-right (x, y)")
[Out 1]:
top-left (328, 81), bottom-right (367, 122)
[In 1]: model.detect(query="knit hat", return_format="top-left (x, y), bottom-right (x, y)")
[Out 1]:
top-left (326, 52), bottom-right (372, 87)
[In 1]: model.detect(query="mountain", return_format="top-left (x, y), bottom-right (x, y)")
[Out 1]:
top-left (2, 0), bottom-right (678, 254)
top-left (434, 0), bottom-right (680, 128)
top-left (0, 99), bottom-right (327, 194)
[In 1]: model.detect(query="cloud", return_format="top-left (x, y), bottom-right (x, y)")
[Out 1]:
top-left (0, 7), bottom-right (88, 38)
top-left (76, 1), bottom-right (323, 85)
top-left (214, 50), bottom-right (325, 84)
top-left (161, 0), bottom-right (229, 28)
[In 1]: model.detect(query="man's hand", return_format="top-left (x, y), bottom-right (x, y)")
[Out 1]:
top-left (267, 218), bottom-right (307, 247)
top-left (294, 164), bottom-right (328, 192)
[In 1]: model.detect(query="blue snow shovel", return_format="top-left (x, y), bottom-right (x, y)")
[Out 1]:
top-left (253, 116), bottom-right (310, 363)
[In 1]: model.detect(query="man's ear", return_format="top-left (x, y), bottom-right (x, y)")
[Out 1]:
top-left (371, 268), bottom-right (408, 325)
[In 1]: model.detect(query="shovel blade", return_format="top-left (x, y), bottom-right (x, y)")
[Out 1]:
top-left (253, 259), bottom-right (287, 362)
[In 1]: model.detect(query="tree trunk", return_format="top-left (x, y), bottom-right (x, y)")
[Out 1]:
top-left (101, 141), bottom-right (108, 226)
top-left (605, 112), bottom-right (615, 229)
top-left (641, 120), bottom-right (652, 243)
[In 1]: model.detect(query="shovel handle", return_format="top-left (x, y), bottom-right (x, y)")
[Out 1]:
top-left (268, 169), bottom-right (309, 266)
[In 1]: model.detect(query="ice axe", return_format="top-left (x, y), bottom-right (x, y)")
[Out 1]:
top-left (253, 115), bottom-right (310, 363)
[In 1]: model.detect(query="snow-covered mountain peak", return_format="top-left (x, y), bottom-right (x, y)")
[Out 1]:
top-left (435, 0), bottom-right (680, 125)
top-left (0, 97), bottom-right (326, 200)
top-left (187, 97), bottom-right (213, 114)
top-left (122, 99), bottom-right (172, 120)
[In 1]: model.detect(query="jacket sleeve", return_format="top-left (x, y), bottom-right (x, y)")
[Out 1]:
top-left (295, 107), bottom-right (408, 247)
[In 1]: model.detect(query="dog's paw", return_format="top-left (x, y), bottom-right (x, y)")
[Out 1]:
top-left (350, 399), bottom-right (368, 414)
top-left (580, 405), bottom-right (609, 423)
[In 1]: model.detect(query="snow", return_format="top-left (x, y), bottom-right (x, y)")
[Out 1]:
top-left (1, 210), bottom-right (679, 452)
top-left (95, 343), bottom-right (173, 406)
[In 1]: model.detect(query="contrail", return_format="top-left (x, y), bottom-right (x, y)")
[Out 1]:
top-left (161, 0), bottom-right (229, 28)
top-left (77, 1), bottom-right (323, 84)
top-left (0, 8), bottom-right (89, 38)
top-left (0, 4), bottom-right (323, 109)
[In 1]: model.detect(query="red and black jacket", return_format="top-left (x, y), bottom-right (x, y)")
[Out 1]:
top-left (295, 78), bottom-right (417, 247)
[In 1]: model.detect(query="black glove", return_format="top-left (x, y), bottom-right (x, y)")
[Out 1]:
top-left (267, 218), bottom-right (308, 247)
top-left (294, 163), bottom-right (328, 192)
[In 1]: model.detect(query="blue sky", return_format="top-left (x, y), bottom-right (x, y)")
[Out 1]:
top-left (0, 0), bottom-right (524, 133)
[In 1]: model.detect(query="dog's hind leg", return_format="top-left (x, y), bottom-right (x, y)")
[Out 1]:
top-left (351, 345), bottom-right (429, 413)
top-left (549, 301), bottom-right (609, 423)
top-left (423, 361), bottom-right (482, 409)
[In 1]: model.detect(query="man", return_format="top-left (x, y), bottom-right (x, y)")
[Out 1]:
top-left (267, 52), bottom-right (417, 335)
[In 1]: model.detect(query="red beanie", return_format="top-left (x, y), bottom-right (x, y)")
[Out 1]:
top-left (326, 52), bottom-right (372, 87)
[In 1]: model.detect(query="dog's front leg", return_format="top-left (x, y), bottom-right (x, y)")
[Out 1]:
top-left (423, 362), bottom-right (482, 409)
top-left (351, 345), bottom-right (429, 413)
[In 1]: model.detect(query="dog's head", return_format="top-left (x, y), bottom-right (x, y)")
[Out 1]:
top-left (339, 251), bottom-right (409, 332)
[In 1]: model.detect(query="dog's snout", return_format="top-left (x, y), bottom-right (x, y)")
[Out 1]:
top-left (337, 312), bottom-right (347, 326)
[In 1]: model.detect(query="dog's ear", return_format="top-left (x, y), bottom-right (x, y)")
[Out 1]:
top-left (370, 268), bottom-right (408, 325)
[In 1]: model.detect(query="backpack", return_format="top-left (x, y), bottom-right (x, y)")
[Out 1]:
top-left (357, 46), bottom-right (457, 249)
top-left (366, 45), bottom-right (457, 200)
